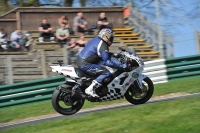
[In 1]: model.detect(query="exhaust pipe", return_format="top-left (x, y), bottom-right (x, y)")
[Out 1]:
top-left (57, 86), bottom-right (85, 99)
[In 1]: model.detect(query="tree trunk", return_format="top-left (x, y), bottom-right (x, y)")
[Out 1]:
top-left (80, 0), bottom-right (86, 7)
top-left (0, 0), bottom-right (10, 15)
top-left (64, 0), bottom-right (73, 7)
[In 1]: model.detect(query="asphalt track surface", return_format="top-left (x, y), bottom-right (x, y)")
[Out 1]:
top-left (0, 92), bottom-right (200, 130)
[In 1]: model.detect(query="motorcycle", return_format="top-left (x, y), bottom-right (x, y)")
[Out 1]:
top-left (50, 47), bottom-right (154, 115)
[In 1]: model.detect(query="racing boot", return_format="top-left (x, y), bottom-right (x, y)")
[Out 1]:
top-left (85, 80), bottom-right (101, 97)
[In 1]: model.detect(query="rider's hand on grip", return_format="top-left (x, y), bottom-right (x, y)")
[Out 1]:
top-left (119, 64), bottom-right (132, 72)
top-left (122, 64), bottom-right (127, 69)
top-left (119, 64), bottom-right (127, 71)
top-left (113, 53), bottom-right (121, 58)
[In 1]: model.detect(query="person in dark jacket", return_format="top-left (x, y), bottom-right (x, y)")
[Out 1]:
top-left (76, 28), bottom-right (127, 97)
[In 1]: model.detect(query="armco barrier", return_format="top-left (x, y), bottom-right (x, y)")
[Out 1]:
top-left (0, 76), bottom-right (64, 108)
top-left (166, 54), bottom-right (200, 79)
top-left (0, 54), bottom-right (200, 108)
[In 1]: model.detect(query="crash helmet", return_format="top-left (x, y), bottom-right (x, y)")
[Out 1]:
top-left (98, 28), bottom-right (114, 46)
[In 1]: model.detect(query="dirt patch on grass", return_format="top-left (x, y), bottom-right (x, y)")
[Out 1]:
top-left (152, 92), bottom-right (189, 100)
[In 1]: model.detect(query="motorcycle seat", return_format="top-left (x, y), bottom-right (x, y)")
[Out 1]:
top-left (75, 68), bottom-right (96, 79)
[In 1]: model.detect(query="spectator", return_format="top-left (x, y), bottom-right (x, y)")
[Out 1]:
top-left (56, 23), bottom-right (70, 48)
top-left (66, 38), bottom-right (76, 49)
top-left (76, 34), bottom-right (87, 52)
top-left (23, 31), bottom-right (33, 50)
top-left (38, 18), bottom-right (53, 42)
top-left (0, 29), bottom-right (8, 50)
top-left (0, 29), bottom-right (7, 38)
top-left (58, 15), bottom-right (70, 30)
top-left (97, 12), bottom-right (113, 31)
top-left (9, 30), bottom-right (26, 51)
top-left (73, 12), bottom-right (88, 35)
top-left (0, 29), bottom-right (7, 42)
top-left (66, 38), bottom-right (78, 65)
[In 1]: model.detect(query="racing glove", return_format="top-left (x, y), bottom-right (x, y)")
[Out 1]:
top-left (119, 63), bottom-right (127, 71)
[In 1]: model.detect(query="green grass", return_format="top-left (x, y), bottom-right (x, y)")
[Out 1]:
top-left (0, 77), bottom-right (199, 124)
top-left (1, 96), bottom-right (200, 133)
top-left (153, 77), bottom-right (200, 96)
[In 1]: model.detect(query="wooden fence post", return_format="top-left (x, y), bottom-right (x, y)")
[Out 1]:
top-left (4, 57), bottom-right (8, 84)
top-left (6, 57), bottom-right (13, 84)
top-left (16, 12), bottom-right (21, 30)
top-left (63, 48), bottom-right (68, 64)
top-left (40, 50), bottom-right (47, 78)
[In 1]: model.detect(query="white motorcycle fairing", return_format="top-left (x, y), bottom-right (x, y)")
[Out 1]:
top-left (50, 64), bottom-right (147, 102)
top-left (50, 65), bottom-right (79, 82)
top-left (100, 66), bottom-right (146, 101)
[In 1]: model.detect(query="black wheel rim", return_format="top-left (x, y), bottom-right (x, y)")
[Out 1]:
top-left (56, 91), bottom-right (82, 112)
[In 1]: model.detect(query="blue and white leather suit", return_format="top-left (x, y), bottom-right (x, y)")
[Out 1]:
top-left (76, 37), bottom-right (122, 83)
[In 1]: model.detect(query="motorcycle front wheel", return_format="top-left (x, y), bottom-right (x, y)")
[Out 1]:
top-left (124, 77), bottom-right (154, 105)
top-left (52, 85), bottom-right (85, 115)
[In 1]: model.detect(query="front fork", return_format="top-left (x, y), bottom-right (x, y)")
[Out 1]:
top-left (136, 73), bottom-right (147, 89)
top-left (130, 74), bottom-right (147, 94)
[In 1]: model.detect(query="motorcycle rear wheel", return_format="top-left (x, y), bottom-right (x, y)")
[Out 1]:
top-left (125, 77), bottom-right (154, 105)
top-left (52, 86), bottom-right (85, 115)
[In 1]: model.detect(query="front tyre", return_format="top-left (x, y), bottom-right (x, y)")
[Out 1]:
top-left (125, 77), bottom-right (154, 105)
top-left (52, 87), bottom-right (85, 115)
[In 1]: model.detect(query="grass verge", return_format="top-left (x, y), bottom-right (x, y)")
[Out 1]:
top-left (0, 77), bottom-right (200, 124)
top-left (1, 96), bottom-right (200, 133)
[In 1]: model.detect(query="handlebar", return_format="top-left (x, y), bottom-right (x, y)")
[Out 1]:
top-left (57, 60), bottom-right (63, 66)
top-left (114, 48), bottom-right (136, 71)
top-left (118, 47), bottom-right (126, 51)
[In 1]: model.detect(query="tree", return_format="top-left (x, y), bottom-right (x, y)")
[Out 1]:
top-left (85, 0), bottom-right (197, 34)
top-left (19, 0), bottom-right (24, 6)
top-left (182, 0), bottom-right (200, 20)
top-left (64, 0), bottom-right (73, 7)
top-left (80, 0), bottom-right (86, 7)
top-left (23, 0), bottom-right (39, 7)
top-left (0, 0), bottom-right (10, 15)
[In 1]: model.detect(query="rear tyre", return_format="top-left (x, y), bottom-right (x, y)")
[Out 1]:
top-left (52, 86), bottom-right (85, 115)
top-left (125, 77), bottom-right (154, 105)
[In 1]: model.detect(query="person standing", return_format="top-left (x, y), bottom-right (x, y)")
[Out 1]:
top-left (66, 38), bottom-right (78, 65)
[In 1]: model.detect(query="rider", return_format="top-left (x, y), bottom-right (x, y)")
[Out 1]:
top-left (76, 28), bottom-right (127, 97)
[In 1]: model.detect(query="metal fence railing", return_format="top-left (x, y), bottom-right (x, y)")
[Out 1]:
top-left (124, 2), bottom-right (174, 58)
